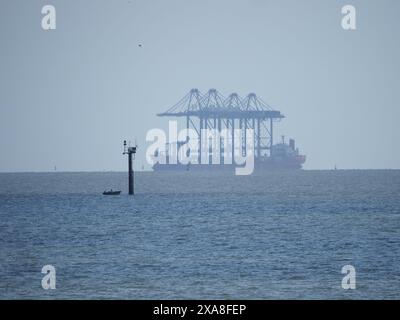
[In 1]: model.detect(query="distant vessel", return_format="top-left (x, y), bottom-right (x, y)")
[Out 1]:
top-left (103, 190), bottom-right (121, 195)
top-left (152, 89), bottom-right (306, 172)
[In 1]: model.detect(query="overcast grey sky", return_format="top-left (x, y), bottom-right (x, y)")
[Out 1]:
top-left (0, 0), bottom-right (399, 171)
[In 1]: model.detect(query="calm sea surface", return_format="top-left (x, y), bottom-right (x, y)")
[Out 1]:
top-left (0, 170), bottom-right (399, 299)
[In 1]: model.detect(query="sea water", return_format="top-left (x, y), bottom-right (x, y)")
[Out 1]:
top-left (0, 170), bottom-right (399, 299)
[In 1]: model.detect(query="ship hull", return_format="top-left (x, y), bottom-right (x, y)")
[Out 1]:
top-left (152, 157), bottom-right (305, 172)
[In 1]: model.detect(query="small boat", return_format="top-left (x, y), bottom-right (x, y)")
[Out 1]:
top-left (102, 190), bottom-right (121, 195)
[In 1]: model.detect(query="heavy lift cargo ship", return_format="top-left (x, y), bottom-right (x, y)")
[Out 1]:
top-left (151, 89), bottom-right (306, 172)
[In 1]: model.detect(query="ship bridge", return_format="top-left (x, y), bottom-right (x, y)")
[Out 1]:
top-left (157, 88), bottom-right (284, 159)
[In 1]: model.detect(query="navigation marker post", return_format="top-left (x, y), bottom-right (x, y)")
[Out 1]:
top-left (123, 140), bottom-right (137, 195)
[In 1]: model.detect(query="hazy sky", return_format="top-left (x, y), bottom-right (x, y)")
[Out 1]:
top-left (1, 0), bottom-right (399, 171)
